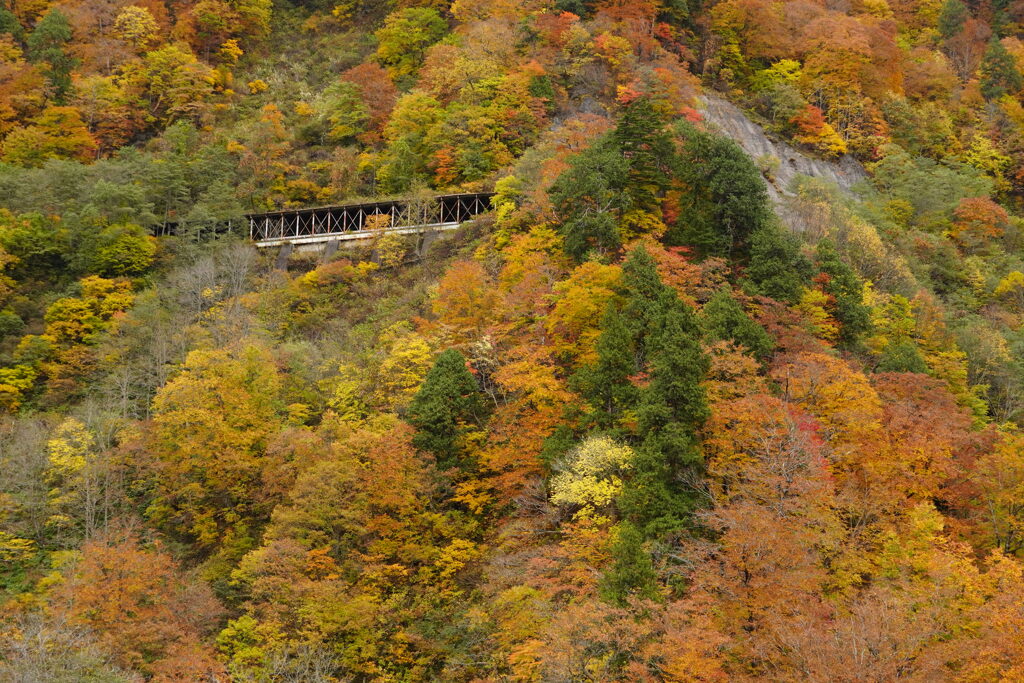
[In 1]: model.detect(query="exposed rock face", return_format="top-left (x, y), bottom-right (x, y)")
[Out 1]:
top-left (698, 94), bottom-right (869, 212)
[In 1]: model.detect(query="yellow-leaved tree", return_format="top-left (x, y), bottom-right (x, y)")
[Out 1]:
top-left (45, 418), bottom-right (101, 540)
top-left (549, 436), bottom-right (635, 515)
top-left (143, 343), bottom-right (286, 590)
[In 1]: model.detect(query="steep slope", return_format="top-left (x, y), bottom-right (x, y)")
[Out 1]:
top-left (4, 2), bottom-right (1024, 681)
top-left (700, 94), bottom-right (868, 204)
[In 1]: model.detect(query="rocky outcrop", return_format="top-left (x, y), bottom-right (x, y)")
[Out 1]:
top-left (697, 94), bottom-right (869, 212)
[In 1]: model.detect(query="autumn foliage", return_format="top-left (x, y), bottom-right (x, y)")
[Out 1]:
top-left (3, 0), bottom-right (1024, 681)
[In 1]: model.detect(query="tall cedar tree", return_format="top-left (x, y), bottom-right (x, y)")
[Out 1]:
top-left (816, 239), bottom-right (871, 348)
top-left (550, 98), bottom-right (672, 262)
top-left (617, 253), bottom-right (710, 535)
top-left (701, 288), bottom-right (775, 360)
top-left (571, 304), bottom-right (640, 432)
top-left (27, 9), bottom-right (77, 104)
top-left (0, 7), bottom-right (22, 41)
top-left (981, 37), bottom-right (1023, 99)
top-left (938, 0), bottom-right (969, 38)
top-left (744, 224), bottom-right (814, 303)
top-left (637, 289), bottom-right (710, 448)
top-left (599, 521), bottom-right (659, 605)
top-left (621, 245), bottom-right (668, 367)
top-left (555, 0), bottom-right (593, 14)
top-left (671, 122), bottom-right (772, 258)
top-left (610, 97), bottom-right (675, 214)
top-left (878, 339), bottom-right (929, 373)
top-left (569, 246), bottom-right (673, 449)
top-left (406, 349), bottom-right (487, 469)
top-left (549, 136), bottom-right (630, 261)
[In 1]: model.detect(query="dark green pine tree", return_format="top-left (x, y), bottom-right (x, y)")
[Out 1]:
top-left (660, 0), bottom-right (689, 23)
top-left (548, 135), bottom-right (630, 262)
top-left (406, 349), bottom-right (488, 470)
top-left (554, 0), bottom-right (597, 16)
top-left (620, 289), bottom-right (710, 536)
top-left (617, 443), bottom-right (688, 537)
top-left (981, 37), bottom-right (1023, 100)
top-left (27, 9), bottom-right (77, 104)
top-left (611, 97), bottom-right (675, 214)
top-left (743, 224), bottom-right (813, 304)
top-left (877, 339), bottom-right (929, 374)
top-left (599, 521), bottom-right (659, 606)
top-left (621, 245), bottom-right (669, 366)
top-left (992, 0), bottom-right (1013, 36)
top-left (0, 7), bottom-right (23, 42)
top-left (527, 74), bottom-right (557, 113)
top-left (670, 122), bottom-right (772, 258)
top-left (571, 304), bottom-right (640, 432)
top-left (640, 290), bottom-right (711, 440)
top-left (701, 288), bottom-right (775, 361)
top-left (937, 0), bottom-right (968, 39)
top-left (549, 99), bottom-right (680, 263)
top-left (815, 240), bottom-right (871, 349)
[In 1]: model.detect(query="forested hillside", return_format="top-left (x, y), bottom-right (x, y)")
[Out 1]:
top-left (4, 0), bottom-right (1024, 680)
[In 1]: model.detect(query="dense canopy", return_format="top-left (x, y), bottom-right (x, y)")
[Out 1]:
top-left (4, 0), bottom-right (1024, 681)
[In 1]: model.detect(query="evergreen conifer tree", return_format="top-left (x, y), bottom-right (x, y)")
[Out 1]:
top-left (27, 9), bottom-right (76, 103)
top-left (548, 136), bottom-right (630, 261)
top-left (621, 289), bottom-right (709, 535)
top-left (599, 522), bottom-right (659, 606)
top-left (877, 339), bottom-right (929, 373)
top-left (550, 100), bottom-right (675, 262)
top-left (816, 239), bottom-right (871, 349)
top-left (981, 37), bottom-right (1023, 99)
top-left (554, 0), bottom-right (595, 16)
top-left (640, 290), bottom-right (710, 441)
top-left (571, 304), bottom-right (639, 432)
top-left (406, 349), bottom-right (487, 469)
top-left (621, 245), bottom-right (668, 366)
top-left (701, 288), bottom-right (775, 360)
top-left (937, 0), bottom-right (968, 39)
top-left (743, 224), bottom-right (813, 304)
top-left (671, 122), bottom-right (772, 258)
top-left (611, 97), bottom-right (674, 213)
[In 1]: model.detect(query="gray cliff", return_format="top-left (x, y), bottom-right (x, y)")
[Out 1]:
top-left (697, 94), bottom-right (869, 212)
